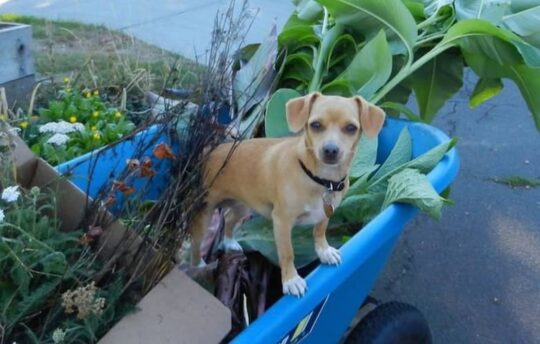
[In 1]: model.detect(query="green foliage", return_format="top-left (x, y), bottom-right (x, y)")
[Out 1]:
top-left (266, 0), bottom-right (540, 131)
top-left (235, 128), bottom-right (455, 267)
top-left (264, 88), bottom-right (301, 137)
top-left (0, 183), bottom-right (131, 343)
top-left (21, 81), bottom-right (135, 165)
top-left (491, 175), bottom-right (540, 188)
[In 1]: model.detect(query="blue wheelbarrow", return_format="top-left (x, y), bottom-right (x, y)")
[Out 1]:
top-left (57, 117), bottom-right (459, 343)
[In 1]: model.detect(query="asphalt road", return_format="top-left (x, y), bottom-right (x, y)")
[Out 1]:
top-left (373, 71), bottom-right (540, 344)
top-left (2, 1), bottom-right (539, 342)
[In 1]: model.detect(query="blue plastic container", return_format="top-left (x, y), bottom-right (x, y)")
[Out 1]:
top-left (56, 118), bottom-right (459, 344)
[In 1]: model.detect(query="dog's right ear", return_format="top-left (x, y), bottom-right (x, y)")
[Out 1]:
top-left (286, 92), bottom-right (320, 133)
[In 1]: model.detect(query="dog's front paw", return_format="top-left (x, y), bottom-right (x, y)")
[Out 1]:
top-left (316, 246), bottom-right (342, 265)
top-left (283, 275), bottom-right (307, 297)
top-left (221, 237), bottom-right (243, 252)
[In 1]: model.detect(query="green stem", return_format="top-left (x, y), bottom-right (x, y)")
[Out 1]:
top-left (415, 33), bottom-right (446, 47)
top-left (309, 7), bottom-right (331, 92)
top-left (321, 6), bottom-right (329, 36)
top-left (2, 223), bottom-right (56, 253)
top-left (372, 42), bottom-right (456, 104)
top-left (417, 13), bottom-right (443, 30)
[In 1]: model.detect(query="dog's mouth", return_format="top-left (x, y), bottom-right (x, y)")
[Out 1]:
top-left (318, 152), bottom-right (343, 165)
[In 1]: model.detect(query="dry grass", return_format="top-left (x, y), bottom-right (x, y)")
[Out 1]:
top-left (0, 14), bottom-right (203, 93)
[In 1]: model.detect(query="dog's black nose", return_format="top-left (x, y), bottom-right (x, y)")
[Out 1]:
top-left (322, 143), bottom-right (340, 163)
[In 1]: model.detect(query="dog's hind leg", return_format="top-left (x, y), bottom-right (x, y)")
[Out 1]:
top-left (221, 202), bottom-right (249, 252)
top-left (190, 205), bottom-right (214, 267)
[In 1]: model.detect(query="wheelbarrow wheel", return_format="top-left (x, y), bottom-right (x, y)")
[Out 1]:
top-left (345, 301), bottom-right (432, 344)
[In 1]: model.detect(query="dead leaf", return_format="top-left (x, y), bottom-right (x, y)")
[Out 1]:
top-left (113, 180), bottom-right (135, 195)
top-left (153, 143), bottom-right (175, 159)
top-left (141, 166), bottom-right (156, 177)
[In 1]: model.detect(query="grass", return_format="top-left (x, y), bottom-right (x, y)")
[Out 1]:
top-left (0, 14), bottom-right (203, 94)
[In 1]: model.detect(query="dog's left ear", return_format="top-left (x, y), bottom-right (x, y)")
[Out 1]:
top-left (286, 92), bottom-right (321, 133)
top-left (354, 96), bottom-right (385, 138)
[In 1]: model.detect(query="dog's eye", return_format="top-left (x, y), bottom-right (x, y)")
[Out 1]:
top-left (309, 121), bottom-right (322, 131)
top-left (344, 124), bottom-right (358, 134)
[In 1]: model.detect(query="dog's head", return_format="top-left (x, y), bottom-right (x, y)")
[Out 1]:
top-left (286, 92), bottom-right (385, 165)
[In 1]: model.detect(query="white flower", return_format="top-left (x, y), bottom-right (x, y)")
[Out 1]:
top-left (52, 328), bottom-right (66, 343)
top-left (39, 121), bottom-right (85, 134)
top-left (46, 133), bottom-right (70, 146)
top-left (9, 127), bottom-right (21, 135)
top-left (0, 209), bottom-right (5, 223)
top-left (72, 122), bottom-right (85, 132)
top-left (1, 186), bottom-right (20, 203)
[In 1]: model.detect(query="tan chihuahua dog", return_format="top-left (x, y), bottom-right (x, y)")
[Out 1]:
top-left (191, 92), bottom-right (385, 297)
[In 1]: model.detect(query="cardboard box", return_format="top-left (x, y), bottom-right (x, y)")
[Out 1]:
top-left (5, 134), bottom-right (231, 343)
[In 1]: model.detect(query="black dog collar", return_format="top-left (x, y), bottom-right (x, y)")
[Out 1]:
top-left (299, 159), bottom-right (346, 192)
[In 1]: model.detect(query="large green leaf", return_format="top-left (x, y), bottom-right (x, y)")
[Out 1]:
top-left (279, 13), bottom-right (320, 48)
top-left (454, 0), bottom-right (510, 24)
top-left (510, 0), bottom-right (540, 13)
top-left (469, 77), bottom-right (503, 108)
top-left (349, 134), bottom-right (379, 178)
top-left (369, 137), bottom-right (456, 192)
top-left (439, 19), bottom-right (540, 68)
top-left (235, 215), bottom-right (351, 268)
top-left (329, 30), bottom-right (393, 99)
top-left (324, 33), bottom-right (358, 83)
top-left (458, 34), bottom-right (540, 130)
top-left (332, 192), bottom-right (385, 223)
top-left (382, 168), bottom-right (446, 219)
top-left (502, 4), bottom-right (540, 47)
top-left (372, 128), bottom-right (412, 180)
top-left (294, 0), bottom-right (324, 21)
top-left (501, 64), bottom-right (540, 130)
top-left (282, 52), bottom-right (315, 84)
top-left (265, 88), bottom-right (302, 137)
top-left (316, 0), bottom-right (418, 56)
top-left (409, 50), bottom-right (464, 122)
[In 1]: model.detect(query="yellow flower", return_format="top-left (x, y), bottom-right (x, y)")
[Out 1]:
top-left (85, 92), bottom-right (91, 98)
top-left (63, 77), bottom-right (70, 84)
top-left (93, 90), bottom-right (99, 96)
top-left (69, 116), bottom-right (77, 123)
top-left (91, 125), bottom-right (97, 131)
top-left (20, 121), bottom-right (29, 129)
top-left (92, 111), bottom-right (100, 118)
top-left (114, 111), bottom-right (122, 119)
top-left (93, 132), bottom-right (101, 140)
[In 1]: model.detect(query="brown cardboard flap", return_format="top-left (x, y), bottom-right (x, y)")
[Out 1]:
top-left (10, 133), bottom-right (38, 187)
top-left (98, 268), bottom-right (231, 344)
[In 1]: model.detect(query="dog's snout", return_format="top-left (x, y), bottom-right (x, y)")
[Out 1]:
top-left (322, 143), bottom-right (340, 164)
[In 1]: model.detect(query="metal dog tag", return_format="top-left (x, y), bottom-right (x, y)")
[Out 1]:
top-left (322, 191), bottom-right (334, 218)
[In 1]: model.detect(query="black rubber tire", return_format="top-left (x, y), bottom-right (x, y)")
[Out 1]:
top-left (345, 302), bottom-right (432, 344)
